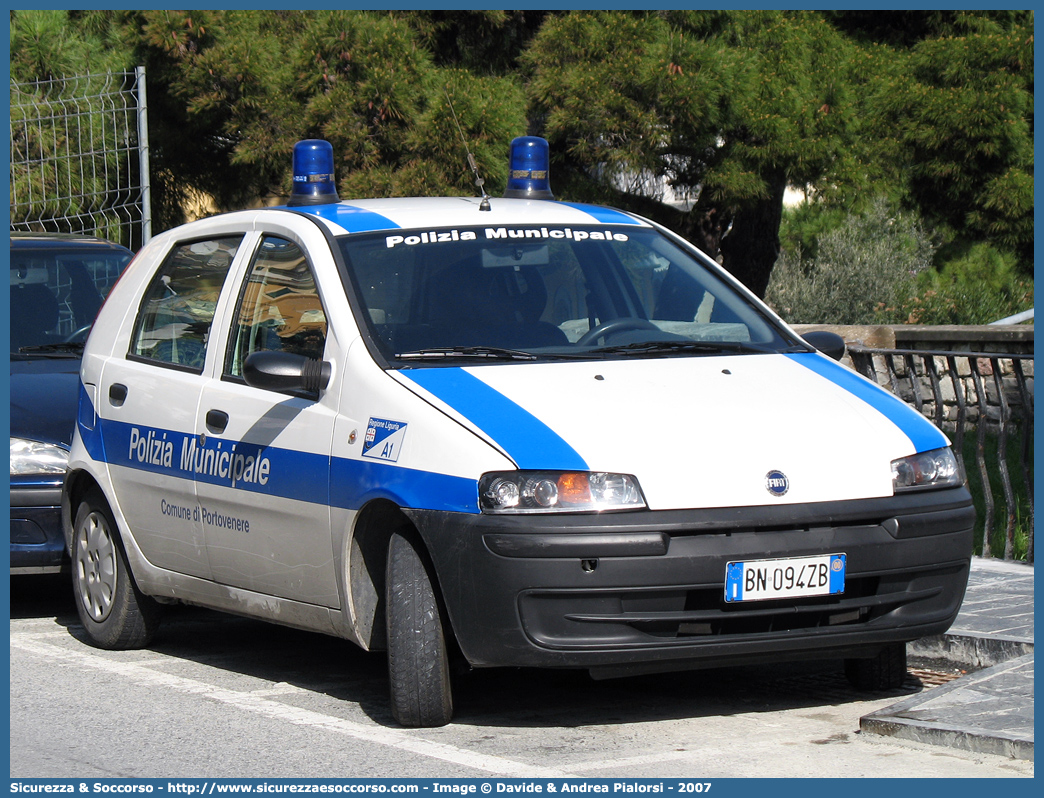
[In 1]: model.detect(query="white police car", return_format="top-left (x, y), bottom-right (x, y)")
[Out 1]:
top-left (63, 138), bottom-right (974, 727)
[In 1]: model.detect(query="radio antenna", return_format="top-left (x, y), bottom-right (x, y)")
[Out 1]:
top-left (445, 89), bottom-right (491, 212)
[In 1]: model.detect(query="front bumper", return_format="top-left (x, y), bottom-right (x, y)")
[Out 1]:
top-left (409, 488), bottom-right (975, 673)
top-left (10, 478), bottom-right (67, 573)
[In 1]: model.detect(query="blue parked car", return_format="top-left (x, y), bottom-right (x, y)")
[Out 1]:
top-left (10, 232), bottom-right (133, 574)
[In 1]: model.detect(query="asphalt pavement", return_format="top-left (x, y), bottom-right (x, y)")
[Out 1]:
top-left (862, 556), bottom-right (1035, 760)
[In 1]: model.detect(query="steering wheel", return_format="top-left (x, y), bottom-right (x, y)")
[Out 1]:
top-left (63, 325), bottom-right (93, 343)
top-left (576, 318), bottom-right (659, 346)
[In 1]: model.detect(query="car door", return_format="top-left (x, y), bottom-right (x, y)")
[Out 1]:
top-left (195, 230), bottom-right (339, 606)
top-left (100, 234), bottom-right (245, 579)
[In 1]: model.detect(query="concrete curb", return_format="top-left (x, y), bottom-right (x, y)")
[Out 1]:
top-left (859, 557), bottom-right (1034, 759)
top-left (909, 631), bottom-right (1033, 669)
top-left (861, 653), bottom-right (1034, 760)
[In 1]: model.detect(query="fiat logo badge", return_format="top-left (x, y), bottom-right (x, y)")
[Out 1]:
top-left (765, 470), bottom-right (789, 497)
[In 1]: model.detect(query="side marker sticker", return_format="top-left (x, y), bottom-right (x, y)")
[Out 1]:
top-left (362, 417), bottom-right (407, 462)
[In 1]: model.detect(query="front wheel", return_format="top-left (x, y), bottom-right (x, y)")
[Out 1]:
top-left (385, 530), bottom-right (453, 727)
top-left (71, 489), bottom-right (161, 649)
top-left (844, 642), bottom-right (908, 691)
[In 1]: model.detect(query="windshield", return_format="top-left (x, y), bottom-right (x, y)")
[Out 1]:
top-left (10, 243), bottom-right (132, 354)
top-left (338, 225), bottom-right (798, 364)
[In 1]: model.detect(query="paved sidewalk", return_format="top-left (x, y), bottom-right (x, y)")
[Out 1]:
top-left (861, 557), bottom-right (1034, 760)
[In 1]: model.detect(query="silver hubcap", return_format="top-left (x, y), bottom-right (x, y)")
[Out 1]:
top-left (75, 511), bottom-right (117, 622)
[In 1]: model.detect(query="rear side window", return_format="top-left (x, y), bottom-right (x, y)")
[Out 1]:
top-left (129, 236), bottom-right (242, 371)
top-left (224, 236), bottom-right (327, 380)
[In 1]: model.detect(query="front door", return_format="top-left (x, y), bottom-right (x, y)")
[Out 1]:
top-left (195, 234), bottom-right (338, 606)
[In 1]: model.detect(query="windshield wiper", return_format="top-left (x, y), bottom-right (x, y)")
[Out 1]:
top-left (16, 342), bottom-right (85, 357)
top-left (396, 346), bottom-right (539, 362)
top-left (589, 340), bottom-right (775, 356)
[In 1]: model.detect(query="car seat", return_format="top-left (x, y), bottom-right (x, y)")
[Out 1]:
top-left (10, 283), bottom-right (59, 352)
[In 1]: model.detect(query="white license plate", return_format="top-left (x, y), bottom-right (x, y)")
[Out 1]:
top-left (724, 554), bottom-right (846, 602)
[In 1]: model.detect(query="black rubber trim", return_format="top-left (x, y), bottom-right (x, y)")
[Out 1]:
top-left (562, 586), bottom-right (944, 625)
top-left (485, 531), bottom-right (669, 558)
top-left (9, 486), bottom-right (62, 507)
top-left (890, 505), bottom-right (977, 538)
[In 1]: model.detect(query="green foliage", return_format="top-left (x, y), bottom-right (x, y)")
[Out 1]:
top-left (523, 11), bottom-right (862, 215)
top-left (8, 7), bottom-right (1035, 285)
top-left (393, 70), bottom-right (526, 197)
top-left (882, 243), bottom-right (1033, 325)
top-left (769, 199), bottom-right (1033, 326)
top-left (106, 10), bottom-right (526, 223)
top-left (777, 202), bottom-right (850, 264)
top-left (10, 9), bottom-right (130, 81)
top-left (522, 11), bottom-right (868, 295)
top-left (404, 11), bottom-right (546, 75)
top-left (866, 15), bottom-right (1034, 270)
top-left (765, 199), bottom-right (934, 324)
top-left (10, 10), bottom-right (139, 241)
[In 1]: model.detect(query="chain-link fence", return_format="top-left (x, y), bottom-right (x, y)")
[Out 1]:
top-left (10, 67), bottom-right (151, 251)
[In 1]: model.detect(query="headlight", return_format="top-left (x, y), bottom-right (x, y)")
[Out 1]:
top-left (10, 438), bottom-right (70, 476)
top-left (891, 447), bottom-right (964, 493)
top-left (479, 471), bottom-right (646, 514)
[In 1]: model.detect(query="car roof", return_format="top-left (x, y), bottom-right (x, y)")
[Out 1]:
top-left (10, 232), bottom-right (134, 254)
top-left (283, 196), bottom-right (651, 236)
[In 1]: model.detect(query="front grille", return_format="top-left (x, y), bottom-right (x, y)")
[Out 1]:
top-left (559, 576), bottom-right (945, 641)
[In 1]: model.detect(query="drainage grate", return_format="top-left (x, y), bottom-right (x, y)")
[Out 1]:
top-left (755, 666), bottom-right (966, 704)
top-left (907, 666), bottom-right (965, 688)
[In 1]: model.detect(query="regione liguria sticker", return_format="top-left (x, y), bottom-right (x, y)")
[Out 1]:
top-left (362, 417), bottom-right (407, 462)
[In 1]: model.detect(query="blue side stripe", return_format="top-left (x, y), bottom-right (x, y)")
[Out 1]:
top-left (557, 202), bottom-right (642, 226)
top-left (330, 457), bottom-right (478, 513)
top-left (92, 416), bottom-right (478, 513)
top-left (292, 203), bottom-right (400, 233)
top-left (402, 368), bottom-right (588, 471)
top-left (785, 352), bottom-right (949, 453)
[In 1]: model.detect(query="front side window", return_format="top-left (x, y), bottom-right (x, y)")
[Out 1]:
top-left (129, 236), bottom-right (242, 371)
top-left (225, 236), bottom-right (327, 380)
top-left (338, 225), bottom-right (797, 364)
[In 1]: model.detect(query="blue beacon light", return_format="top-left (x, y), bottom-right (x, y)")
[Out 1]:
top-left (287, 139), bottom-right (340, 206)
top-left (503, 136), bottom-right (554, 200)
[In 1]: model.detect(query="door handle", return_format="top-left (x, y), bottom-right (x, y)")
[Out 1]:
top-left (206, 409), bottom-right (229, 434)
top-left (108, 383), bottom-right (128, 406)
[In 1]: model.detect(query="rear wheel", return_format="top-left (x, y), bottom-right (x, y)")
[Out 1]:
top-left (72, 489), bottom-right (160, 649)
top-left (845, 642), bottom-right (908, 691)
top-left (385, 530), bottom-right (453, 727)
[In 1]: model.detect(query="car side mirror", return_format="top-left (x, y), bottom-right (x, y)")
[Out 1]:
top-left (243, 350), bottom-right (331, 393)
top-left (802, 330), bottom-right (847, 361)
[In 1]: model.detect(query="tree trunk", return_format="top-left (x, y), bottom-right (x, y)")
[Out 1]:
top-left (719, 170), bottom-right (786, 299)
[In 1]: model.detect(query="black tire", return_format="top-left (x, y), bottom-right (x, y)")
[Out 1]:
top-left (845, 642), bottom-right (908, 691)
top-left (385, 530), bottom-right (453, 727)
top-left (71, 489), bottom-right (161, 649)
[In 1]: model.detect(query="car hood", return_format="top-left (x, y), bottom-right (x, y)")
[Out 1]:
top-left (398, 352), bottom-right (950, 510)
top-left (10, 357), bottom-right (82, 448)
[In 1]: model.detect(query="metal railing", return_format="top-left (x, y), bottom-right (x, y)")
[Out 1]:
top-left (848, 345), bottom-right (1033, 562)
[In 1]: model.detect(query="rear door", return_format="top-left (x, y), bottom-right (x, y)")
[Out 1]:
top-left (100, 233), bottom-right (245, 578)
